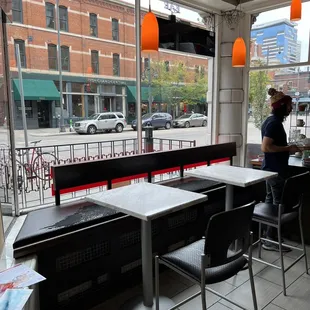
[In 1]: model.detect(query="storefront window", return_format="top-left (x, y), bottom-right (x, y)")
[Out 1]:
top-left (116, 96), bottom-right (122, 112)
top-left (88, 96), bottom-right (95, 116)
top-left (15, 100), bottom-right (33, 118)
top-left (72, 95), bottom-right (83, 117)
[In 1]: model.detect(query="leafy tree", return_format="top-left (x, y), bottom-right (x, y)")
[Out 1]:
top-left (249, 61), bottom-right (271, 129)
top-left (149, 61), bottom-right (207, 116)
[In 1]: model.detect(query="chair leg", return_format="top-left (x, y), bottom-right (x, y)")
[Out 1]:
top-left (278, 225), bottom-right (287, 296)
top-left (155, 256), bottom-right (160, 310)
top-left (258, 222), bottom-right (262, 259)
top-left (248, 260), bottom-right (258, 310)
top-left (299, 210), bottom-right (309, 275)
top-left (201, 256), bottom-right (207, 310)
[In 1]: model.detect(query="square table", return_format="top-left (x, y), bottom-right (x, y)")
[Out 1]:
top-left (86, 182), bottom-right (208, 309)
top-left (185, 165), bottom-right (277, 211)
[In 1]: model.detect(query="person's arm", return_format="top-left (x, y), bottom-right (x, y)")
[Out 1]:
top-left (261, 136), bottom-right (292, 153)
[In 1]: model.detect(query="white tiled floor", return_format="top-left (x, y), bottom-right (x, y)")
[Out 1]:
top-left (94, 242), bottom-right (310, 310)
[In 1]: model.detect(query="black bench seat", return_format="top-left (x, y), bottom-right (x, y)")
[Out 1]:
top-left (13, 201), bottom-right (124, 258)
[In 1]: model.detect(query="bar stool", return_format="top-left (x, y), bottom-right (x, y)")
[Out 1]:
top-left (250, 171), bottom-right (309, 295)
top-left (155, 202), bottom-right (258, 310)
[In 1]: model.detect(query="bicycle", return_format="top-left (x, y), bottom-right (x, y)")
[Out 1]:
top-left (15, 140), bottom-right (58, 181)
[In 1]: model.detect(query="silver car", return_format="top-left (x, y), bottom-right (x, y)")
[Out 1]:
top-left (173, 113), bottom-right (207, 128)
top-left (74, 112), bottom-right (127, 134)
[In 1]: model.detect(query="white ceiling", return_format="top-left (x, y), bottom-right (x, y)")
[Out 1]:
top-left (171, 0), bottom-right (310, 14)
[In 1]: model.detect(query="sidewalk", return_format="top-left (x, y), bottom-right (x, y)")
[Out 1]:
top-left (0, 126), bottom-right (133, 137)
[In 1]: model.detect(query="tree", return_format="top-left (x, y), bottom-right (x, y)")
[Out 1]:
top-left (249, 61), bottom-right (270, 129)
top-left (150, 61), bottom-right (208, 116)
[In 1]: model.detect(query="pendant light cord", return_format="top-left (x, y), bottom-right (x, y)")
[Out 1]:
top-left (149, 0), bottom-right (151, 12)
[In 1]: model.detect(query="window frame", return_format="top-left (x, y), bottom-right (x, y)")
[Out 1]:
top-left (45, 2), bottom-right (55, 29)
top-left (12, 0), bottom-right (23, 23)
top-left (113, 53), bottom-right (120, 77)
top-left (91, 50), bottom-right (99, 74)
top-left (112, 18), bottom-right (119, 41)
top-left (14, 39), bottom-right (26, 68)
top-left (61, 45), bottom-right (70, 72)
top-left (90, 13), bottom-right (98, 37)
top-left (48, 43), bottom-right (58, 70)
top-left (59, 6), bottom-right (68, 32)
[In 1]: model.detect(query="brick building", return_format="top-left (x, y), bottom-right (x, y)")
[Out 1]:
top-left (8, 0), bottom-right (209, 128)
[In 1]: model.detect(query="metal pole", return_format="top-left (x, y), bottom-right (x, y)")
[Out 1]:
top-left (2, 11), bottom-right (19, 215)
top-left (56, 0), bottom-right (66, 132)
top-left (148, 53), bottom-right (152, 113)
top-left (135, 0), bottom-right (142, 154)
top-left (15, 44), bottom-right (28, 149)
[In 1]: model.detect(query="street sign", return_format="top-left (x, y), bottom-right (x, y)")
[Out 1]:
top-left (164, 0), bottom-right (180, 13)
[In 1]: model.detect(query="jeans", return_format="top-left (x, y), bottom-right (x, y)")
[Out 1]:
top-left (265, 174), bottom-right (287, 240)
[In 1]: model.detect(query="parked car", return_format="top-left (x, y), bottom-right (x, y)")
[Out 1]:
top-left (173, 113), bottom-right (207, 128)
top-left (131, 113), bottom-right (172, 130)
top-left (74, 112), bottom-right (126, 134)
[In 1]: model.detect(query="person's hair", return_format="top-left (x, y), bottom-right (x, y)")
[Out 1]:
top-left (268, 88), bottom-right (278, 97)
top-left (271, 95), bottom-right (292, 122)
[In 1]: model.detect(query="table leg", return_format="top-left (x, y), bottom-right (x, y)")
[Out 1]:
top-left (120, 220), bottom-right (176, 309)
top-left (225, 184), bottom-right (234, 211)
top-left (141, 220), bottom-right (153, 307)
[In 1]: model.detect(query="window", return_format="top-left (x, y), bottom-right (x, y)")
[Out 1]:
top-left (90, 14), bottom-right (98, 37)
top-left (99, 114), bottom-right (109, 120)
top-left (91, 50), bottom-right (99, 74)
top-left (12, 0), bottom-right (23, 23)
top-left (59, 6), bottom-right (68, 31)
top-left (61, 46), bottom-right (70, 71)
top-left (16, 101), bottom-right (33, 118)
top-left (113, 53), bottom-right (120, 76)
top-left (14, 40), bottom-right (26, 68)
top-left (46, 3), bottom-right (55, 29)
top-left (109, 114), bottom-right (116, 119)
top-left (48, 44), bottom-right (57, 70)
top-left (112, 18), bottom-right (119, 41)
top-left (116, 113), bottom-right (124, 119)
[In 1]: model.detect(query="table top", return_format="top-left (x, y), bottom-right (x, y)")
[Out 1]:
top-left (86, 182), bottom-right (208, 221)
top-left (185, 165), bottom-right (277, 187)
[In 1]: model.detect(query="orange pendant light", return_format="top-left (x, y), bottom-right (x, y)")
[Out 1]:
top-left (290, 0), bottom-right (302, 21)
top-left (232, 37), bottom-right (246, 67)
top-left (141, 10), bottom-right (159, 53)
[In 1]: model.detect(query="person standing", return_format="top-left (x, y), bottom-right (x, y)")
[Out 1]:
top-left (261, 88), bottom-right (300, 251)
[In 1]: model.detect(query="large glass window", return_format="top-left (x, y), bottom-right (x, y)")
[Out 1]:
top-left (46, 3), bottom-right (55, 29)
top-left (112, 18), bottom-right (119, 41)
top-left (59, 6), bottom-right (68, 31)
top-left (48, 44), bottom-right (57, 70)
top-left (12, 0), bottom-right (23, 23)
top-left (91, 50), bottom-right (99, 74)
top-left (251, 4), bottom-right (310, 67)
top-left (90, 13), bottom-right (98, 37)
top-left (14, 39), bottom-right (26, 68)
top-left (113, 53), bottom-right (120, 76)
top-left (61, 46), bottom-right (70, 71)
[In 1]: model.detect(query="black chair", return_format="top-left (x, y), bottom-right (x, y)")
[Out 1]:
top-left (155, 202), bottom-right (258, 310)
top-left (251, 171), bottom-right (309, 296)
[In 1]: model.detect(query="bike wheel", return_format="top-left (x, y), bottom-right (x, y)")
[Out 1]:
top-left (33, 153), bottom-right (58, 181)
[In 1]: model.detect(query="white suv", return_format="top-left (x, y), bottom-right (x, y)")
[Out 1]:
top-left (74, 112), bottom-right (127, 134)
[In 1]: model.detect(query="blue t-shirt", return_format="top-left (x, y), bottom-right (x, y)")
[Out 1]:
top-left (261, 114), bottom-right (289, 175)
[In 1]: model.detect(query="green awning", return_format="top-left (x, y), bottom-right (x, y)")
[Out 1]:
top-left (127, 86), bottom-right (161, 103)
top-left (13, 79), bottom-right (61, 101)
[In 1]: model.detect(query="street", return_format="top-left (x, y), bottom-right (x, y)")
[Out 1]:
top-left (1, 121), bottom-right (266, 148)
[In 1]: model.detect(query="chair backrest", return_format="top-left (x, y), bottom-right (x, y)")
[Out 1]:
top-left (204, 202), bottom-right (255, 268)
top-left (280, 172), bottom-right (310, 213)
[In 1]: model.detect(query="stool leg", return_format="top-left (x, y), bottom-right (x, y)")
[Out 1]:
top-left (155, 256), bottom-right (160, 310)
top-left (278, 225), bottom-right (286, 295)
top-left (201, 256), bottom-right (207, 310)
top-left (258, 223), bottom-right (262, 259)
top-left (299, 210), bottom-right (309, 274)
